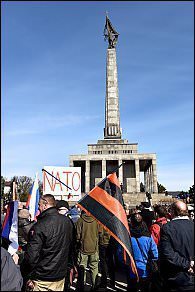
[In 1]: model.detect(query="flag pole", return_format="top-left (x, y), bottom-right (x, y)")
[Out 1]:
top-left (110, 164), bottom-right (139, 282)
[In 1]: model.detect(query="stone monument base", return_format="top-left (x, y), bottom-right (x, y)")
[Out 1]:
top-left (123, 192), bottom-right (176, 208)
top-left (68, 193), bottom-right (177, 209)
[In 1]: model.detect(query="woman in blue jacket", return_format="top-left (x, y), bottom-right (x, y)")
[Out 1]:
top-left (127, 213), bottom-right (158, 292)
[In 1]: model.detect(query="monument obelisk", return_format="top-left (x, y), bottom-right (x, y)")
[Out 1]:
top-left (104, 15), bottom-right (122, 139)
top-left (70, 15), bottom-right (159, 205)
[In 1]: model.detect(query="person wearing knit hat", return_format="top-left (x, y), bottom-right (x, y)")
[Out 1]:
top-left (56, 200), bottom-right (69, 215)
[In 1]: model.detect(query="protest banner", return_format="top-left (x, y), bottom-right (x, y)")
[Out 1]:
top-left (42, 166), bottom-right (81, 201)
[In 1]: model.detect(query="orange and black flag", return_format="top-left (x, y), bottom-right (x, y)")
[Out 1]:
top-left (77, 172), bottom-right (139, 281)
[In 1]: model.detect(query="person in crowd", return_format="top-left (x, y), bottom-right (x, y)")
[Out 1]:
top-left (166, 205), bottom-right (172, 221)
top-left (56, 199), bottom-right (70, 216)
top-left (98, 226), bottom-right (117, 290)
top-left (18, 208), bottom-right (35, 265)
top-left (18, 208), bottom-right (34, 248)
top-left (75, 210), bottom-right (101, 291)
top-left (159, 200), bottom-right (194, 292)
top-left (56, 200), bottom-right (80, 223)
top-left (69, 205), bottom-right (80, 223)
top-left (189, 211), bottom-right (194, 221)
top-left (140, 202), bottom-right (155, 229)
top-left (1, 246), bottom-right (23, 291)
top-left (150, 205), bottom-right (168, 246)
top-left (127, 213), bottom-right (158, 292)
top-left (56, 200), bottom-right (78, 291)
top-left (135, 205), bottom-right (142, 213)
top-left (20, 194), bottom-right (73, 291)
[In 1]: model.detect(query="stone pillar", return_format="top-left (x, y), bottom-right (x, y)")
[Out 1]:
top-left (152, 160), bottom-right (158, 193)
top-left (104, 48), bottom-right (122, 139)
top-left (102, 159), bottom-right (106, 179)
top-left (150, 165), bottom-right (153, 194)
top-left (135, 159), bottom-right (140, 193)
top-left (118, 159), bottom-right (123, 185)
top-left (85, 160), bottom-right (90, 193)
top-left (144, 171), bottom-right (146, 192)
top-left (148, 167), bottom-right (151, 193)
top-left (145, 169), bottom-right (149, 192)
top-left (150, 166), bottom-right (153, 193)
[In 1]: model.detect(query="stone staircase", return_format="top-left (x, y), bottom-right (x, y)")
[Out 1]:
top-left (122, 192), bottom-right (176, 208)
top-left (69, 192), bottom-right (176, 209)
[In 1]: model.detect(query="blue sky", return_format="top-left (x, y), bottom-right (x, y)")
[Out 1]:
top-left (2, 1), bottom-right (194, 191)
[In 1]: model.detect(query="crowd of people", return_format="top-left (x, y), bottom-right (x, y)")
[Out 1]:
top-left (1, 195), bottom-right (194, 292)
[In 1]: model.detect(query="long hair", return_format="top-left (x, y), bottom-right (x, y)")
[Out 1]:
top-left (130, 213), bottom-right (151, 238)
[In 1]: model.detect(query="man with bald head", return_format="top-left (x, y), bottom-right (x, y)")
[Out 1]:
top-left (20, 194), bottom-right (73, 291)
top-left (159, 200), bottom-right (194, 292)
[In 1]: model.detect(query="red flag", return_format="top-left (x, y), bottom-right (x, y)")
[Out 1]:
top-left (77, 172), bottom-right (139, 281)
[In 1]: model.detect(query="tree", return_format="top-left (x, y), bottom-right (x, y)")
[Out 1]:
top-left (11, 176), bottom-right (33, 202)
top-left (157, 182), bottom-right (166, 193)
top-left (188, 185), bottom-right (194, 203)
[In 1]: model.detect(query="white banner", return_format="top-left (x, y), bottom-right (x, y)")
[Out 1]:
top-left (43, 166), bottom-right (81, 201)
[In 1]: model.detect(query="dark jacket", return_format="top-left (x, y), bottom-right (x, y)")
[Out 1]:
top-left (99, 226), bottom-right (110, 246)
top-left (159, 218), bottom-right (194, 290)
top-left (20, 207), bottom-right (73, 281)
top-left (18, 218), bottom-right (35, 246)
top-left (76, 213), bottom-right (100, 255)
top-left (1, 247), bottom-right (23, 291)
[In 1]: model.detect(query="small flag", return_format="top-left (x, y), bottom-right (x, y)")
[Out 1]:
top-left (77, 172), bottom-right (139, 281)
top-left (2, 201), bottom-right (19, 255)
top-left (26, 173), bottom-right (40, 221)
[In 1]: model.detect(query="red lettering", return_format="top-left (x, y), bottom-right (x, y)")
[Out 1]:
top-left (72, 172), bottom-right (80, 191)
top-left (53, 171), bottom-right (63, 191)
top-left (43, 171), bottom-right (54, 192)
top-left (63, 171), bottom-right (72, 191)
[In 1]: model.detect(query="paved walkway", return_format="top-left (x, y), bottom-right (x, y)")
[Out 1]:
top-left (69, 264), bottom-right (128, 291)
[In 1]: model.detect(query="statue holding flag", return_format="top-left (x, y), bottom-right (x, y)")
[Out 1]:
top-left (104, 14), bottom-right (119, 49)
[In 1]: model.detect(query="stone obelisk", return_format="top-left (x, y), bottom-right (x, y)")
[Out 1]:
top-left (104, 15), bottom-right (122, 139)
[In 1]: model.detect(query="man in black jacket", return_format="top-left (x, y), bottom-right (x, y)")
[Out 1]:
top-left (20, 194), bottom-right (73, 291)
top-left (159, 200), bottom-right (194, 292)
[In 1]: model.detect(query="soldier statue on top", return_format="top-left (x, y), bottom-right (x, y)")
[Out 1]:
top-left (104, 13), bottom-right (119, 48)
